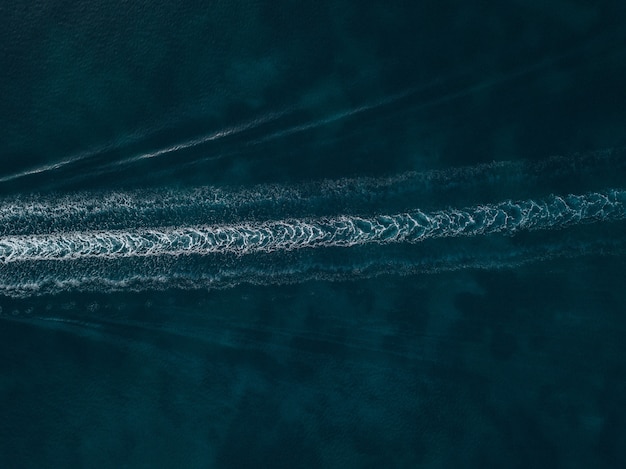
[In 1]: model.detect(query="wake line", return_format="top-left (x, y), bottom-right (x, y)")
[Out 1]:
top-left (3, 148), bottom-right (625, 236)
top-left (1, 190), bottom-right (623, 263)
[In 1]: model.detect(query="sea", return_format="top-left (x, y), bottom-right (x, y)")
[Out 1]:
top-left (1, 2), bottom-right (626, 467)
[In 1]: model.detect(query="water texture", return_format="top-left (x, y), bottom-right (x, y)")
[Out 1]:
top-left (1, 1), bottom-right (626, 468)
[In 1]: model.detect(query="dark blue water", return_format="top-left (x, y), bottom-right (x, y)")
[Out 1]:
top-left (1, 2), bottom-right (626, 467)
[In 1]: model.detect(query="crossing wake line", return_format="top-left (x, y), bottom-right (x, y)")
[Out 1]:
top-left (1, 189), bottom-right (624, 263)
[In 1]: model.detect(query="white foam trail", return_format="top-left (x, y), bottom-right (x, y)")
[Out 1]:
top-left (1, 190), bottom-right (623, 263)
top-left (3, 149), bottom-right (624, 235)
top-left (1, 234), bottom-right (624, 299)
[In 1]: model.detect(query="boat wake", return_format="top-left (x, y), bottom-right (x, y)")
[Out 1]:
top-left (1, 152), bottom-right (625, 297)
top-left (1, 190), bottom-right (623, 263)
